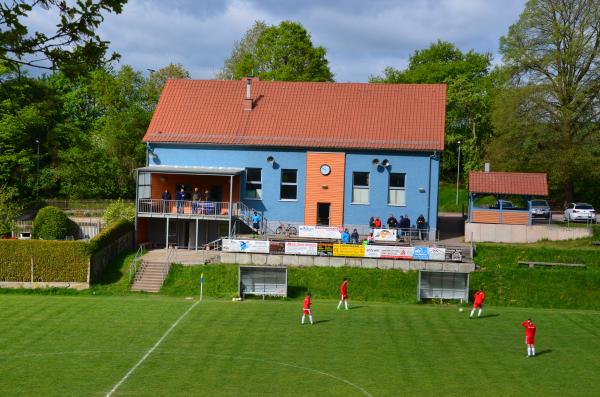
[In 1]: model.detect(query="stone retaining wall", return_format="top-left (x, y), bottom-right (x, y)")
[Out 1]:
top-left (0, 281), bottom-right (89, 290)
top-left (465, 223), bottom-right (591, 243)
top-left (219, 252), bottom-right (475, 273)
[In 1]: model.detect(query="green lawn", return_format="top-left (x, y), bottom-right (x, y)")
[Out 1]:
top-left (1, 295), bottom-right (599, 396)
top-left (438, 182), bottom-right (469, 212)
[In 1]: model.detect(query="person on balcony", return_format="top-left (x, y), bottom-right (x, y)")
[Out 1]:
top-left (350, 228), bottom-right (360, 244)
top-left (161, 189), bottom-right (171, 212)
top-left (175, 188), bottom-right (186, 214)
top-left (252, 211), bottom-right (261, 235)
top-left (341, 228), bottom-right (351, 244)
top-left (192, 187), bottom-right (201, 214)
top-left (416, 214), bottom-right (427, 240)
top-left (387, 214), bottom-right (398, 229)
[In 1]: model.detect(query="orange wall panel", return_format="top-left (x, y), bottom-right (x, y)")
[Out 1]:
top-left (501, 212), bottom-right (529, 225)
top-left (471, 210), bottom-right (501, 224)
top-left (304, 152), bottom-right (345, 226)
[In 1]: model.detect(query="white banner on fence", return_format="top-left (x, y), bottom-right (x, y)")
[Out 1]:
top-left (364, 245), bottom-right (414, 259)
top-left (427, 247), bottom-right (446, 261)
top-left (298, 225), bottom-right (341, 239)
top-left (373, 228), bottom-right (397, 241)
top-left (222, 239), bottom-right (270, 253)
top-left (285, 242), bottom-right (318, 256)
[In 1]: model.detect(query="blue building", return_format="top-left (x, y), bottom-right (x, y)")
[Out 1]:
top-left (136, 79), bottom-right (446, 247)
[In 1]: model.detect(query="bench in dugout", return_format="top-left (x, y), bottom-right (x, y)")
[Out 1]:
top-left (418, 271), bottom-right (469, 302)
top-left (239, 266), bottom-right (287, 299)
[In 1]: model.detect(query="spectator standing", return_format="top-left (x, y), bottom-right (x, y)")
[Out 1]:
top-left (175, 188), bottom-right (186, 213)
top-left (387, 214), bottom-right (398, 229)
top-left (521, 319), bottom-right (537, 357)
top-left (191, 187), bottom-right (201, 214)
top-left (416, 214), bottom-right (426, 240)
top-left (341, 228), bottom-right (351, 244)
top-left (301, 293), bottom-right (313, 325)
top-left (400, 215), bottom-right (410, 237)
top-left (252, 211), bottom-right (262, 235)
top-left (369, 216), bottom-right (375, 233)
top-left (367, 233), bottom-right (375, 244)
top-left (350, 228), bottom-right (360, 244)
top-left (374, 217), bottom-right (382, 228)
top-left (161, 189), bottom-right (172, 212)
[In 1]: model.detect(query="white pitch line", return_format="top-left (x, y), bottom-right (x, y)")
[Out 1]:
top-left (105, 299), bottom-right (200, 397)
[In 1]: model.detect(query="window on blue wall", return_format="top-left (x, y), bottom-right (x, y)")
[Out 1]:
top-left (280, 169), bottom-right (298, 200)
top-left (245, 168), bottom-right (262, 199)
top-left (389, 173), bottom-right (406, 206)
top-left (352, 172), bottom-right (369, 204)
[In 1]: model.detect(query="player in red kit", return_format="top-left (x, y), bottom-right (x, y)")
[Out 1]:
top-left (301, 292), bottom-right (313, 325)
top-left (337, 278), bottom-right (349, 310)
top-left (522, 318), bottom-right (537, 357)
top-left (470, 288), bottom-right (485, 318)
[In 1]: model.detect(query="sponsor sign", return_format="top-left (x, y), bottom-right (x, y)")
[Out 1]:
top-left (333, 244), bottom-right (365, 257)
top-left (298, 225), bottom-right (342, 239)
top-left (428, 247), bottom-right (446, 261)
top-left (269, 241), bottom-right (285, 254)
top-left (448, 248), bottom-right (463, 262)
top-left (222, 239), bottom-right (270, 253)
top-left (364, 245), bottom-right (414, 259)
top-left (317, 243), bottom-right (333, 256)
top-left (373, 228), bottom-right (397, 241)
top-left (412, 246), bottom-right (430, 260)
top-left (285, 242), bottom-right (318, 256)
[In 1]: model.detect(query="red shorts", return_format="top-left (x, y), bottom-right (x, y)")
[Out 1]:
top-left (303, 309), bottom-right (311, 315)
top-left (526, 336), bottom-right (535, 345)
top-left (341, 294), bottom-right (348, 300)
top-left (473, 302), bottom-right (483, 309)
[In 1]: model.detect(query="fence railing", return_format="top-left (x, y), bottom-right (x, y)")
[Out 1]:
top-left (138, 199), bottom-right (232, 217)
top-left (128, 246), bottom-right (144, 284)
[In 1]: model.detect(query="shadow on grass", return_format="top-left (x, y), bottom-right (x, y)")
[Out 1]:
top-left (535, 349), bottom-right (552, 356)
top-left (479, 313), bottom-right (500, 319)
top-left (349, 305), bottom-right (365, 310)
top-left (313, 319), bottom-right (331, 325)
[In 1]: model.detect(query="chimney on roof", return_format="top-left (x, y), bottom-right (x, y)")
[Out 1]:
top-left (484, 161), bottom-right (491, 172)
top-left (243, 78), bottom-right (253, 111)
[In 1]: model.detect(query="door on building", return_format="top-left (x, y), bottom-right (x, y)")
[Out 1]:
top-left (210, 185), bottom-right (222, 202)
top-left (317, 203), bottom-right (330, 226)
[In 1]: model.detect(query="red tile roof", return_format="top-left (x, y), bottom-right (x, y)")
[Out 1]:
top-left (469, 172), bottom-right (548, 196)
top-left (143, 79), bottom-right (446, 151)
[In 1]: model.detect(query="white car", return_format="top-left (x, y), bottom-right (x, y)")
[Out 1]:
top-left (564, 203), bottom-right (596, 223)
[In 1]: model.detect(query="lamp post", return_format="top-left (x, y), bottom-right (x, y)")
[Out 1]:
top-left (35, 139), bottom-right (40, 200)
top-left (456, 140), bottom-right (462, 206)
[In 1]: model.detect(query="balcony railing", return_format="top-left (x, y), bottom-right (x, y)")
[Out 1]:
top-left (137, 199), bottom-right (234, 218)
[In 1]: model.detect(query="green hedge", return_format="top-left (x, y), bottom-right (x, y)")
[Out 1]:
top-left (0, 240), bottom-right (89, 282)
top-left (32, 206), bottom-right (70, 240)
top-left (161, 264), bottom-right (419, 302)
top-left (87, 219), bottom-right (134, 255)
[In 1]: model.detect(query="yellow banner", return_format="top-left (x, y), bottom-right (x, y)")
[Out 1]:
top-left (333, 244), bottom-right (365, 257)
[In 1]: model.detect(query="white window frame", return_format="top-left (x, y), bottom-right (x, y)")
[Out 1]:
top-left (138, 172), bottom-right (151, 199)
top-left (280, 169), bottom-right (298, 201)
top-left (352, 172), bottom-right (369, 204)
top-left (388, 173), bottom-right (406, 206)
top-left (245, 168), bottom-right (262, 200)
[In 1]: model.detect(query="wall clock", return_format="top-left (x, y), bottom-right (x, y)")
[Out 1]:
top-left (320, 164), bottom-right (331, 176)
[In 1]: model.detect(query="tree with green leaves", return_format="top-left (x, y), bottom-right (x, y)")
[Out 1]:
top-left (490, 0), bottom-right (600, 203)
top-left (0, 185), bottom-right (22, 236)
top-left (147, 63), bottom-right (191, 105)
top-left (0, 0), bottom-right (126, 76)
top-left (217, 21), bottom-right (333, 82)
top-left (371, 40), bottom-right (495, 179)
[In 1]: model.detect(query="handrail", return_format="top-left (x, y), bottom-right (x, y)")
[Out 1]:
top-left (128, 245), bottom-right (144, 284)
top-left (203, 237), bottom-right (222, 251)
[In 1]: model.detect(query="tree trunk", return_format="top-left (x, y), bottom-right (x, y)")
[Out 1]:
top-left (563, 181), bottom-right (575, 204)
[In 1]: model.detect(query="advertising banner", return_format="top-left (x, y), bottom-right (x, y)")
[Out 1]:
top-left (428, 247), bottom-right (446, 261)
top-left (298, 225), bottom-right (342, 239)
top-left (412, 246), bottom-right (430, 260)
top-left (222, 239), bottom-right (270, 253)
top-left (365, 245), bottom-right (414, 259)
top-left (333, 244), bottom-right (365, 257)
top-left (285, 242), bottom-right (318, 256)
top-left (269, 241), bottom-right (285, 254)
top-left (373, 228), bottom-right (397, 241)
top-left (317, 243), bottom-right (333, 256)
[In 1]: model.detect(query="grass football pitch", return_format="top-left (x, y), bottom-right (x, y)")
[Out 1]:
top-left (1, 295), bottom-right (599, 396)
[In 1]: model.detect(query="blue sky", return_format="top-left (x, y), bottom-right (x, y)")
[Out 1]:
top-left (33, 0), bottom-right (528, 81)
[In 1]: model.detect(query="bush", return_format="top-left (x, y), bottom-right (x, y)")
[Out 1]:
top-left (102, 199), bottom-right (135, 226)
top-left (0, 240), bottom-right (89, 282)
top-left (32, 206), bottom-right (70, 240)
top-left (87, 219), bottom-right (134, 255)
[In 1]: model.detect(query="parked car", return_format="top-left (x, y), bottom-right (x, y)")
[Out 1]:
top-left (564, 203), bottom-right (596, 223)
top-left (490, 200), bottom-right (514, 209)
top-left (529, 199), bottom-right (551, 219)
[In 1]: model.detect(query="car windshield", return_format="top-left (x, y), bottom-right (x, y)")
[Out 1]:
top-left (501, 201), bottom-right (513, 207)
top-left (531, 200), bottom-right (548, 206)
top-left (576, 204), bottom-right (594, 210)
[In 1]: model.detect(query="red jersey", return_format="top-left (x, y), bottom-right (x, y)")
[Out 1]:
top-left (340, 281), bottom-right (348, 298)
top-left (303, 296), bottom-right (312, 310)
top-left (522, 321), bottom-right (536, 337)
top-left (474, 291), bottom-right (485, 305)
top-left (374, 218), bottom-right (382, 228)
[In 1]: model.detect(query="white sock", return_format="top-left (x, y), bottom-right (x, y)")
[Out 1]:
top-left (337, 301), bottom-right (342, 309)
top-left (532, 346), bottom-right (535, 356)
top-left (344, 300), bottom-right (348, 310)
top-left (527, 346), bottom-right (532, 356)
top-left (309, 315), bottom-right (313, 324)
top-left (478, 309), bottom-right (482, 317)
top-left (301, 315), bottom-right (305, 324)
top-left (470, 309), bottom-right (475, 317)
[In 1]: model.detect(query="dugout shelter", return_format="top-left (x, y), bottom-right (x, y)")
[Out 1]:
top-left (418, 271), bottom-right (469, 302)
top-left (238, 266), bottom-right (287, 299)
